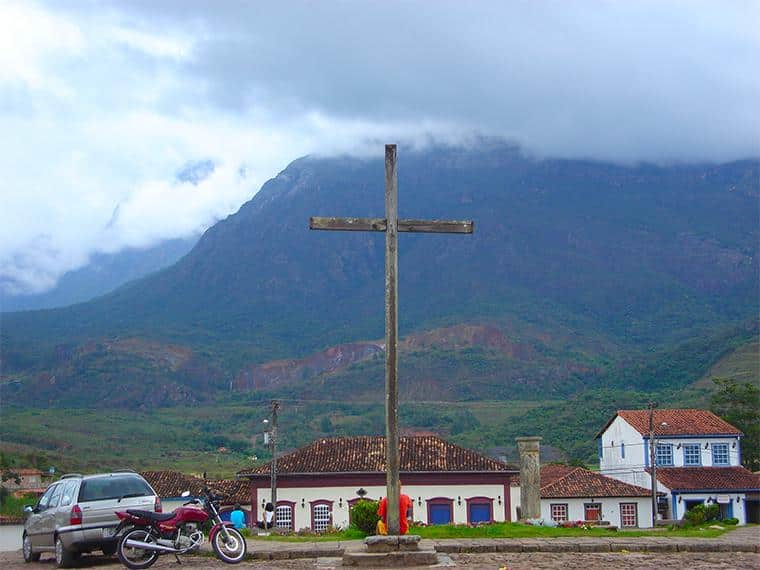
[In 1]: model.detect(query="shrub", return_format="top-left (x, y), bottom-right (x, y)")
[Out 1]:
top-left (350, 499), bottom-right (380, 535)
top-left (684, 503), bottom-right (721, 526)
top-left (723, 517), bottom-right (739, 525)
top-left (704, 504), bottom-right (720, 522)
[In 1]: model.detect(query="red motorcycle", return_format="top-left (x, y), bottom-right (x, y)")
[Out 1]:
top-left (114, 487), bottom-right (246, 568)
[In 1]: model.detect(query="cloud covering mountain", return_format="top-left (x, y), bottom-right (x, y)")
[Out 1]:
top-left (1, 0), bottom-right (758, 296)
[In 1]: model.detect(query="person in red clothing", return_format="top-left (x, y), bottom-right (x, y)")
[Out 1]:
top-left (377, 486), bottom-right (413, 535)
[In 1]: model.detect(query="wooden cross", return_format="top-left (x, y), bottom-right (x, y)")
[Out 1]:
top-left (310, 144), bottom-right (473, 535)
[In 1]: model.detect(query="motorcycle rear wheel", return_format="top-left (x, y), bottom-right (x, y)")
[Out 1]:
top-left (117, 528), bottom-right (160, 570)
top-left (212, 527), bottom-right (247, 564)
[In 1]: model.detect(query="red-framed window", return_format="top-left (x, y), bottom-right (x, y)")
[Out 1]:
top-left (310, 500), bottom-right (333, 532)
top-left (619, 503), bottom-right (638, 527)
top-left (465, 496), bottom-right (494, 524)
top-left (550, 503), bottom-right (568, 522)
top-left (426, 497), bottom-right (454, 525)
top-left (275, 500), bottom-right (296, 530)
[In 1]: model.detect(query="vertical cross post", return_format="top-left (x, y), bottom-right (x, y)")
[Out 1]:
top-left (384, 145), bottom-right (400, 534)
top-left (309, 144), bottom-right (473, 537)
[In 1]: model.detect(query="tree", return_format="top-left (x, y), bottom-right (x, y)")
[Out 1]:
top-left (710, 378), bottom-right (759, 470)
top-left (0, 451), bottom-right (21, 485)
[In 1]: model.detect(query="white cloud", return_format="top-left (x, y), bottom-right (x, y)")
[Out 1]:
top-left (0, 0), bottom-right (758, 296)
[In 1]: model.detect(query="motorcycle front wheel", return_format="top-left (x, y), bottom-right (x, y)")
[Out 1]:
top-left (212, 527), bottom-right (247, 564)
top-left (117, 528), bottom-right (160, 570)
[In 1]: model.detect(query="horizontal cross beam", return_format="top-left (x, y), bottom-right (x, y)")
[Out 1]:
top-left (309, 216), bottom-right (474, 234)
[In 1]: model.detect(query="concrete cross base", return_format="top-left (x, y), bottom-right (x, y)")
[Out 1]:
top-left (343, 536), bottom-right (440, 567)
top-left (364, 534), bottom-right (422, 552)
top-left (343, 548), bottom-right (438, 567)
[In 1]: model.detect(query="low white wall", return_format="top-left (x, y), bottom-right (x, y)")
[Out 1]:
top-left (541, 497), bottom-right (653, 528)
top-left (511, 488), bottom-right (653, 528)
top-left (257, 483), bottom-right (506, 529)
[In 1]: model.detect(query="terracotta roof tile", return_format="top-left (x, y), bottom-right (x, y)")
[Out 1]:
top-left (541, 466), bottom-right (652, 498)
top-left (514, 465), bottom-right (652, 498)
top-left (238, 436), bottom-right (514, 476)
top-left (600, 409), bottom-right (742, 437)
top-left (652, 467), bottom-right (760, 491)
top-left (211, 479), bottom-right (250, 504)
top-left (140, 471), bottom-right (249, 505)
top-left (140, 470), bottom-right (205, 498)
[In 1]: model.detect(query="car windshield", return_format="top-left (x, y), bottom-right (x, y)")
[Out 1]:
top-left (78, 476), bottom-right (153, 502)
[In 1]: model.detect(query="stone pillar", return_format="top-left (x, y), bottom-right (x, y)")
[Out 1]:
top-left (516, 436), bottom-right (542, 520)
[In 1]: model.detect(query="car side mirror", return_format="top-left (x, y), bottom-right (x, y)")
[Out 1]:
top-left (24, 505), bottom-right (34, 513)
top-left (181, 490), bottom-right (191, 498)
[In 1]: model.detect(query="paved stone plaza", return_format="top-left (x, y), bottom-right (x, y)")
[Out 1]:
top-left (3, 526), bottom-right (757, 569)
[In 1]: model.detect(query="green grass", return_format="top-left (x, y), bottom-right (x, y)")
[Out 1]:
top-left (251, 528), bottom-right (365, 542)
top-left (248, 522), bottom-right (731, 542)
top-left (410, 522), bottom-right (730, 539)
top-left (693, 341), bottom-right (760, 390)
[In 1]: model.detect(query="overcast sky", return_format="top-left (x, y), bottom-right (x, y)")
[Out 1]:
top-left (1, 1), bottom-right (758, 296)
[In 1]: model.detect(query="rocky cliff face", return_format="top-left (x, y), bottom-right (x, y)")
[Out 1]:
top-left (234, 342), bottom-right (383, 390)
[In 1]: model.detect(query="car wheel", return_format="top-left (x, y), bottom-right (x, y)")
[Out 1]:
top-left (102, 544), bottom-right (117, 557)
top-left (22, 533), bottom-right (41, 562)
top-left (55, 535), bottom-right (77, 568)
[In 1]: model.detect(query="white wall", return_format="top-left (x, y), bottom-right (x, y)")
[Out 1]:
top-left (654, 437), bottom-right (741, 467)
top-left (162, 498), bottom-right (187, 512)
top-left (541, 497), bottom-right (653, 528)
top-left (599, 417), bottom-right (742, 473)
top-left (512, 485), bottom-right (653, 528)
top-left (670, 492), bottom-right (747, 524)
top-left (598, 417), bottom-right (646, 486)
top-left (509, 485), bottom-right (520, 521)
top-left (256, 483), bottom-right (507, 530)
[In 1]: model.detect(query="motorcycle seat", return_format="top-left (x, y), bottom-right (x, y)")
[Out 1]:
top-left (126, 509), bottom-right (176, 521)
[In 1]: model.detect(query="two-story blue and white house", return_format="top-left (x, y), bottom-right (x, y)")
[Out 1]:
top-left (596, 409), bottom-right (759, 524)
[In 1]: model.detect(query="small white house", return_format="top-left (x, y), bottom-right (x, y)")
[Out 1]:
top-left (0, 468), bottom-right (46, 496)
top-left (596, 408), bottom-right (760, 524)
top-left (237, 435), bottom-right (517, 531)
top-left (509, 465), bottom-right (655, 528)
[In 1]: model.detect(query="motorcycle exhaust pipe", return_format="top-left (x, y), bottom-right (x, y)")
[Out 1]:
top-left (124, 539), bottom-right (179, 553)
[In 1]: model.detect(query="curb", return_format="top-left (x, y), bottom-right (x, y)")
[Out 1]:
top-left (432, 539), bottom-right (759, 554)
top-left (237, 540), bottom-right (759, 559)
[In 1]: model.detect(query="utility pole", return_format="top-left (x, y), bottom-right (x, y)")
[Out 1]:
top-left (269, 400), bottom-right (279, 528)
top-left (648, 401), bottom-right (658, 527)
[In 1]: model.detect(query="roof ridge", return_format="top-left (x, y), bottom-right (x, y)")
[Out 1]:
top-left (540, 465), bottom-right (581, 492)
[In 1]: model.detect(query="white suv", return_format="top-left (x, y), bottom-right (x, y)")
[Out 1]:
top-left (22, 471), bottom-right (160, 567)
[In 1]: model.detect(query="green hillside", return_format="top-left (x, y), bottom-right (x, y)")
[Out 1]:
top-left (693, 341), bottom-right (760, 390)
top-left (1, 142), bottom-right (758, 468)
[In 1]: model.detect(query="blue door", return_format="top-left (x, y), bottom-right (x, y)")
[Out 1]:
top-left (470, 503), bottom-right (490, 523)
top-left (429, 503), bottom-right (452, 525)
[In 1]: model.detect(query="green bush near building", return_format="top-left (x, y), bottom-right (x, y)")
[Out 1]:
top-left (349, 499), bottom-right (380, 535)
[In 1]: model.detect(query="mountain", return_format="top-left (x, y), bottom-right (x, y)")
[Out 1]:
top-left (1, 141), bottom-right (758, 409)
top-left (1, 236), bottom-right (198, 312)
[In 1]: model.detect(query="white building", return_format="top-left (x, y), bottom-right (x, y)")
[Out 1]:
top-left (237, 435), bottom-right (516, 531)
top-left (509, 464), bottom-right (655, 528)
top-left (596, 409), bottom-right (760, 524)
